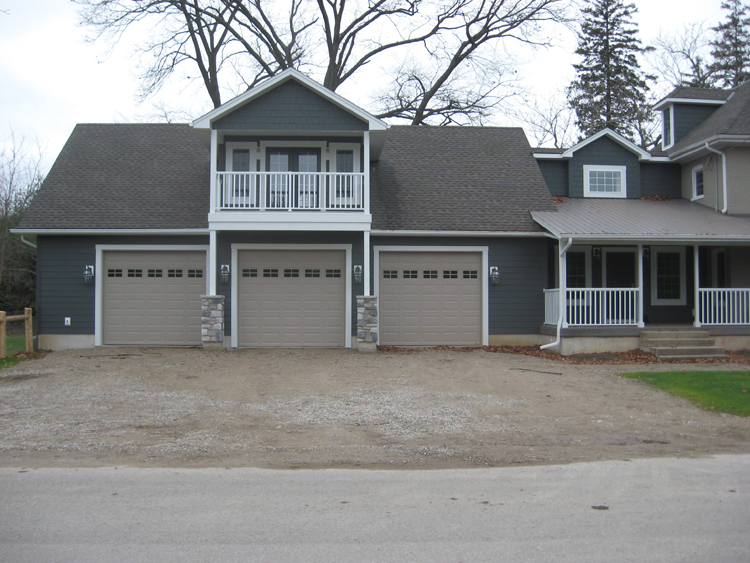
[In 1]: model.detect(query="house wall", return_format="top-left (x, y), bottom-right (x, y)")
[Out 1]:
top-left (726, 147), bottom-right (750, 214)
top-left (672, 103), bottom-right (720, 144)
top-left (640, 162), bottom-right (682, 198)
top-left (216, 231), bottom-right (365, 337)
top-left (730, 247), bottom-right (750, 287)
top-left (681, 154), bottom-right (721, 207)
top-left (36, 235), bottom-right (210, 340)
top-left (568, 137), bottom-right (641, 198)
top-left (213, 80), bottom-right (367, 131)
top-left (370, 236), bottom-right (549, 336)
top-left (536, 160), bottom-right (568, 196)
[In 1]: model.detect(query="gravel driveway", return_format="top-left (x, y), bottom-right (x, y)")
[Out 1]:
top-left (1, 347), bottom-right (749, 469)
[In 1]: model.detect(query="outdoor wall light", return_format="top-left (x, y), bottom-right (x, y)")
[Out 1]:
top-left (353, 264), bottom-right (363, 283)
top-left (83, 265), bottom-right (95, 284)
top-left (220, 264), bottom-right (230, 283)
top-left (592, 247), bottom-right (602, 260)
top-left (489, 266), bottom-right (500, 285)
top-left (643, 246), bottom-right (650, 259)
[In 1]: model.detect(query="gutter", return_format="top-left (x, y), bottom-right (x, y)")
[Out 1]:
top-left (704, 142), bottom-right (728, 214)
top-left (20, 236), bottom-right (37, 249)
top-left (540, 237), bottom-right (573, 351)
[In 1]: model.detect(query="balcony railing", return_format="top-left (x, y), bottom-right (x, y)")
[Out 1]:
top-left (697, 288), bottom-right (750, 325)
top-left (544, 288), bottom-right (640, 326)
top-left (216, 172), bottom-right (365, 211)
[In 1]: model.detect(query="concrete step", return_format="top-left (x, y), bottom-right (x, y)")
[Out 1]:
top-left (641, 337), bottom-right (715, 348)
top-left (640, 330), bottom-right (710, 340)
top-left (650, 346), bottom-right (728, 359)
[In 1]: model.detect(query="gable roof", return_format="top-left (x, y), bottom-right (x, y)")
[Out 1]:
top-left (668, 80), bottom-right (750, 160)
top-left (18, 124), bottom-right (210, 231)
top-left (371, 126), bottom-right (556, 232)
top-left (532, 128), bottom-right (662, 161)
top-left (532, 198), bottom-right (750, 242)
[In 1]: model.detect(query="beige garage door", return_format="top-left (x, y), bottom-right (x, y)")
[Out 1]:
top-left (379, 251), bottom-right (482, 346)
top-left (237, 249), bottom-right (346, 347)
top-left (103, 251), bottom-right (206, 345)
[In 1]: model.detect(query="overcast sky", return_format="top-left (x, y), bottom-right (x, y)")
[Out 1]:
top-left (0, 0), bottom-right (727, 171)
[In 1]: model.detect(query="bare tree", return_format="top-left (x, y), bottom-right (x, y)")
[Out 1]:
top-left (648, 22), bottom-right (716, 89)
top-left (0, 133), bottom-right (44, 311)
top-left (517, 90), bottom-right (576, 148)
top-left (75, 0), bottom-right (570, 123)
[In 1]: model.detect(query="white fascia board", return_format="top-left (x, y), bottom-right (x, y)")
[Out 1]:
top-left (370, 229), bottom-right (548, 237)
top-left (653, 97), bottom-right (727, 111)
top-left (669, 135), bottom-right (750, 161)
top-left (533, 152), bottom-right (566, 159)
top-left (11, 228), bottom-right (209, 235)
top-left (562, 128), bottom-right (652, 161)
top-left (529, 214), bottom-right (562, 238)
top-left (545, 234), bottom-right (750, 244)
top-left (192, 69), bottom-right (387, 132)
top-left (209, 212), bottom-right (372, 232)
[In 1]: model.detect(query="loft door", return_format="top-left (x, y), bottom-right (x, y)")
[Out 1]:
top-left (267, 149), bottom-right (320, 209)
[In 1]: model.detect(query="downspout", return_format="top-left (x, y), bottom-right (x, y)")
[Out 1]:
top-left (20, 236), bottom-right (37, 249)
top-left (705, 142), bottom-right (728, 214)
top-left (541, 237), bottom-right (573, 350)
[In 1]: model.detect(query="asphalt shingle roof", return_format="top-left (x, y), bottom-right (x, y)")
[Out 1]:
top-left (658, 86), bottom-right (731, 102)
top-left (19, 124), bottom-right (210, 230)
top-left (371, 126), bottom-right (555, 232)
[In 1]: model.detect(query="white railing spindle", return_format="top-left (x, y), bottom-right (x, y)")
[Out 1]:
top-left (698, 288), bottom-right (750, 325)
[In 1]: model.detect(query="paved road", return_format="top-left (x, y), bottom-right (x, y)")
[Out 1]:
top-left (1, 456), bottom-right (748, 563)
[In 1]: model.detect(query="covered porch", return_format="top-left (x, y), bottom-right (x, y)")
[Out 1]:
top-left (532, 199), bottom-right (750, 353)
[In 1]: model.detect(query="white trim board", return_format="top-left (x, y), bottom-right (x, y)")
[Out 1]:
top-left (230, 243), bottom-right (353, 349)
top-left (373, 245), bottom-right (490, 346)
top-left (94, 245), bottom-right (210, 347)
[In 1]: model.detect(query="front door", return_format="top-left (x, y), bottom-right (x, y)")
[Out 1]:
top-left (605, 251), bottom-right (636, 288)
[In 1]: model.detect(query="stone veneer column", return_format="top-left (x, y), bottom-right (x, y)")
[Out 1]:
top-left (201, 295), bottom-right (224, 350)
top-left (356, 295), bottom-right (378, 353)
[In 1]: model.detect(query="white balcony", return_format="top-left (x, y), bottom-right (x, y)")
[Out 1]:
top-left (216, 172), bottom-right (365, 212)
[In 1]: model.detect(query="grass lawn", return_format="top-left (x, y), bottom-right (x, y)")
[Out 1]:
top-left (621, 370), bottom-right (750, 417)
top-left (0, 336), bottom-right (37, 370)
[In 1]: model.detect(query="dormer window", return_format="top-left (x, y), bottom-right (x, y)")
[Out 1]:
top-left (692, 165), bottom-right (704, 200)
top-left (583, 165), bottom-right (627, 198)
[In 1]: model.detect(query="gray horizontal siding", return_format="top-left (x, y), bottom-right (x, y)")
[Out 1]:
top-left (371, 236), bottom-right (548, 335)
top-left (673, 104), bottom-right (719, 144)
top-left (37, 235), bottom-right (209, 337)
top-left (640, 162), bottom-right (682, 198)
top-left (569, 137), bottom-right (641, 198)
top-left (214, 80), bottom-right (367, 131)
top-left (536, 160), bottom-right (568, 196)
top-left (217, 231), bottom-right (365, 337)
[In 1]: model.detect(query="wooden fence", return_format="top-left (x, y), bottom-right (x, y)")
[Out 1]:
top-left (0, 308), bottom-right (33, 359)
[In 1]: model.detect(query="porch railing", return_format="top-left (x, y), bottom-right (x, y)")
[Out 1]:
top-left (544, 288), bottom-right (640, 326)
top-left (697, 288), bottom-right (750, 325)
top-left (216, 172), bottom-right (365, 211)
top-left (544, 289), bottom-right (560, 325)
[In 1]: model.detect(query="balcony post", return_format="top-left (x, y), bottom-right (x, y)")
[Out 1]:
top-left (209, 230), bottom-right (218, 295)
top-left (364, 230), bottom-right (371, 296)
top-left (364, 131), bottom-right (370, 215)
top-left (209, 129), bottom-right (217, 213)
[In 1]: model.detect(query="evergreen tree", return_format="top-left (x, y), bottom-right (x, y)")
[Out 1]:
top-left (567, 0), bottom-right (654, 143)
top-left (709, 0), bottom-right (750, 88)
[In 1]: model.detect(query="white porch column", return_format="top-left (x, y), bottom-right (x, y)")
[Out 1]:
top-left (364, 230), bottom-right (371, 296)
top-left (560, 241), bottom-right (569, 328)
top-left (209, 230), bottom-right (218, 295)
top-left (694, 245), bottom-right (701, 327)
top-left (637, 244), bottom-right (645, 327)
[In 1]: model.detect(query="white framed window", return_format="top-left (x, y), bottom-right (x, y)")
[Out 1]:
top-left (584, 165), bottom-right (627, 198)
top-left (225, 142), bottom-right (258, 171)
top-left (650, 247), bottom-right (686, 306)
top-left (662, 106), bottom-right (674, 150)
top-left (692, 165), bottom-right (704, 200)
